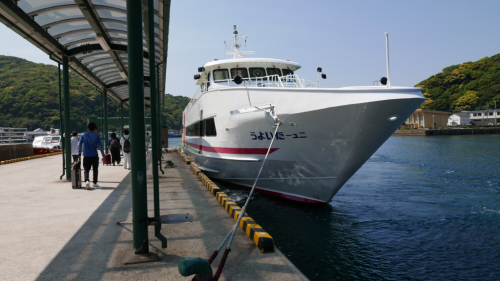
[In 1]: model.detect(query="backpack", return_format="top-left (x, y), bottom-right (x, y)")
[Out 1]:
top-left (123, 137), bottom-right (131, 153)
top-left (110, 138), bottom-right (121, 149)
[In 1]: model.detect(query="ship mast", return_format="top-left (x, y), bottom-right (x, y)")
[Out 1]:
top-left (225, 25), bottom-right (255, 59)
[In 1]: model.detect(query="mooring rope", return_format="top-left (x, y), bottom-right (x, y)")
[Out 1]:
top-left (210, 121), bottom-right (281, 280)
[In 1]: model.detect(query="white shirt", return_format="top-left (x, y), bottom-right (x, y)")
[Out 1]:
top-left (71, 136), bottom-right (79, 155)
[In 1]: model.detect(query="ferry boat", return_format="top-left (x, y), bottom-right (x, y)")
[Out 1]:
top-left (181, 26), bottom-right (425, 204)
top-left (32, 129), bottom-right (62, 155)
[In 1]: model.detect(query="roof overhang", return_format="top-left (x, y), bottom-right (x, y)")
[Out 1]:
top-left (0, 0), bottom-right (171, 109)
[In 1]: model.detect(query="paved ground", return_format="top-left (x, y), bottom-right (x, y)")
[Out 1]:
top-left (0, 150), bottom-right (307, 280)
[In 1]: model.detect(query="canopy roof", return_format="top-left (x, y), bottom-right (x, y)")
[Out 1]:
top-left (0, 0), bottom-right (171, 109)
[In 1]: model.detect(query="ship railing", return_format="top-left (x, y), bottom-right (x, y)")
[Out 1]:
top-left (186, 74), bottom-right (319, 110)
top-left (0, 127), bottom-right (28, 144)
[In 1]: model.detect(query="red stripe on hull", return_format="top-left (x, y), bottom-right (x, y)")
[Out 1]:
top-left (33, 148), bottom-right (61, 155)
top-left (225, 181), bottom-right (328, 205)
top-left (185, 141), bottom-right (278, 155)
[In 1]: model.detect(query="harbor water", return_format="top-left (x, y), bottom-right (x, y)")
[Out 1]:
top-left (170, 135), bottom-right (500, 280)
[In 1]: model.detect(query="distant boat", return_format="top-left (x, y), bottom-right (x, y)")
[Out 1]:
top-left (32, 128), bottom-right (62, 154)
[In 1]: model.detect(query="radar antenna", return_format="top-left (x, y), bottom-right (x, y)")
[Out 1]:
top-left (225, 25), bottom-right (255, 59)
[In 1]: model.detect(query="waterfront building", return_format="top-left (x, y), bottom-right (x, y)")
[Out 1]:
top-left (465, 109), bottom-right (500, 125)
top-left (448, 113), bottom-right (470, 126)
top-left (403, 109), bottom-right (449, 129)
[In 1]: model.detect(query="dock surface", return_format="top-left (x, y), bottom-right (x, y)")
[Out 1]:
top-left (0, 151), bottom-right (306, 280)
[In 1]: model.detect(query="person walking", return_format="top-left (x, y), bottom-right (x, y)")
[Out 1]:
top-left (121, 129), bottom-right (131, 170)
top-left (108, 132), bottom-right (121, 166)
top-left (145, 132), bottom-right (150, 153)
top-left (78, 122), bottom-right (105, 190)
top-left (70, 131), bottom-right (79, 162)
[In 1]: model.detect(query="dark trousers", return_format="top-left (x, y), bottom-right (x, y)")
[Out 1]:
top-left (83, 156), bottom-right (99, 184)
top-left (110, 147), bottom-right (121, 164)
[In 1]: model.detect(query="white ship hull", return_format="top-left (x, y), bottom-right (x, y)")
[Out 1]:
top-left (182, 86), bottom-right (424, 204)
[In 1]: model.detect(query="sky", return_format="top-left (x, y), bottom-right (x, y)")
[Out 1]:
top-left (1, 0), bottom-right (500, 98)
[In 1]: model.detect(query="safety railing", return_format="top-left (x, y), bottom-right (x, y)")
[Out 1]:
top-left (187, 74), bottom-right (320, 110)
top-left (0, 128), bottom-right (28, 144)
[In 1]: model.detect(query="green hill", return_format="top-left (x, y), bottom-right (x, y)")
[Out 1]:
top-left (0, 55), bottom-right (189, 132)
top-left (416, 54), bottom-right (500, 111)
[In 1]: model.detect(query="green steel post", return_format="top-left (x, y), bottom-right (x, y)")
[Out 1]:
top-left (100, 91), bottom-right (103, 138)
top-left (62, 56), bottom-right (71, 181)
top-left (121, 102), bottom-right (124, 136)
top-left (127, 0), bottom-right (149, 255)
top-left (148, 0), bottom-right (167, 248)
top-left (156, 60), bottom-right (166, 173)
top-left (58, 62), bottom-right (65, 180)
top-left (104, 89), bottom-right (108, 154)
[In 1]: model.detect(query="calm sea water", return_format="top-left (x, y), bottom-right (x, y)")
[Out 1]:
top-left (199, 135), bottom-right (500, 281)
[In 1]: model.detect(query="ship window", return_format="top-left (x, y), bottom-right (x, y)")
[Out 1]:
top-left (204, 118), bottom-right (217, 137)
top-left (42, 137), bottom-right (51, 142)
top-left (249, 67), bottom-right (266, 80)
top-left (213, 69), bottom-right (229, 81)
top-left (186, 122), bottom-right (200, 136)
top-left (282, 69), bottom-right (294, 76)
top-left (230, 68), bottom-right (249, 79)
top-left (52, 137), bottom-right (60, 141)
top-left (266, 68), bottom-right (282, 77)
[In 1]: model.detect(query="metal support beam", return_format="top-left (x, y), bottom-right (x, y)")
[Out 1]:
top-left (156, 60), bottom-right (166, 172)
top-left (100, 91), bottom-right (104, 135)
top-left (104, 89), bottom-right (109, 154)
top-left (63, 56), bottom-right (72, 181)
top-left (124, 0), bottom-right (157, 263)
top-left (121, 102), bottom-right (124, 136)
top-left (148, 0), bottom-right (167, 249)
top-left (58, 63), bottom-right (65, 180)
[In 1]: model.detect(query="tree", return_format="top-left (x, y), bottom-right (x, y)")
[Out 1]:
top-left (454, 91), bottom-right (479, 110)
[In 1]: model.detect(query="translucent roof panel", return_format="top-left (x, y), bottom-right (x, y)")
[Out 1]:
top-left (88, 60), bottom-right (115, 68)
top-left (58, 31), bottom-right (96, 45)
top-left (1, 0), bottom-right (169, 106)
top-left (92, 0), bottom-right (126, 10)
top-left (34, 8), bottom-right (83, 27)
top-left (103, 22), bottom-right (127, 32)
top-left (93, 64), bottom-right (118, 72)
top-left (108, 32), bottom-right (127, 39)
top-left (49, 21), bottom-right (91, 37)
top-left (96, 9), bottom-right (126, 22)
top-left (66, 39), bottom-right (99, 50)
top-left (76, 51), bottom-right (108, 61)
top-left (18, 0), bottom-right (75, 14)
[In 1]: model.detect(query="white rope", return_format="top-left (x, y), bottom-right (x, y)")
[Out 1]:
top-left (221, 121), bottom-right (281, 250)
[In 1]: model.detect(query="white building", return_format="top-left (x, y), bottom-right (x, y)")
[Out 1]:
top-left (448, 113), bottom-right (470, 126)
top-left (465, 109), bottom-right (500, 125)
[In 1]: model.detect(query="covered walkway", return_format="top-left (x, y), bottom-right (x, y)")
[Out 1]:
top-left (0, 0), bottom-right (173, 262)
top-left (0, 152), bottom-right (305, 280)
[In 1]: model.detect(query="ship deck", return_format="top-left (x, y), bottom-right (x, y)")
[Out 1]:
top-left (0, 151), bottom-right (306, 280)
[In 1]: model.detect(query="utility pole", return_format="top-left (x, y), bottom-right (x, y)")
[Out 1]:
top-left (432, 115), bottom-right (435, 129)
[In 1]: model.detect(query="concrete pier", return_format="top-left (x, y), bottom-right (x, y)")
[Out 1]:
top-left (0, 151), bottom-right (306, 280)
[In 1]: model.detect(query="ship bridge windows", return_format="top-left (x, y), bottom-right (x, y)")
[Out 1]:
top-left (249, 67), bottom-right (266, 80)
top-left (213, 69), bottom-right (229, 81)
top-left (266, 68), bottom-right (282, 77)
top-left (282, 69), bottom-right (294, 76)
top-left (230, 68), bottom-right (249, 79)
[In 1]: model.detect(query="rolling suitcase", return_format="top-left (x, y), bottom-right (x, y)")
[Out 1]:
top-left (71, 160), bottom-right (81, 189)
top-left (103, 153), bottom-right (111, 165)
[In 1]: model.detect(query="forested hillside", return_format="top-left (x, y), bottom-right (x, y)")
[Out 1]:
top-left (416, 54), bottom-right (500, 111)
top-left (0, 55), bottom-right (189, 132)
